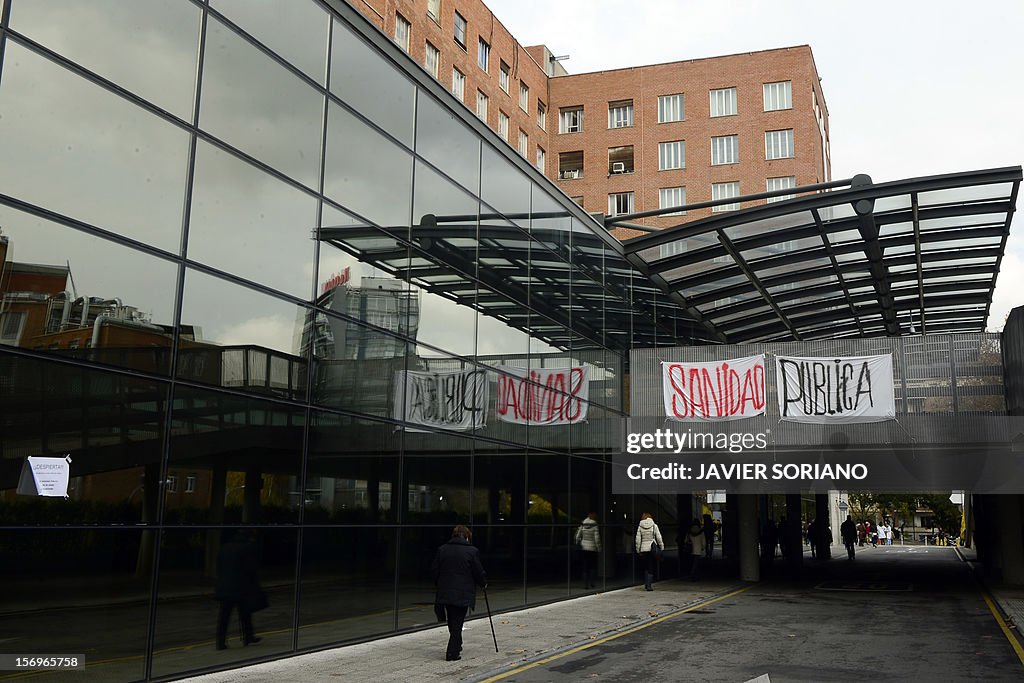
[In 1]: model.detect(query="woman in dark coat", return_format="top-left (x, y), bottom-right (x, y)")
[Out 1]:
top-left (215, 529), bottom-right (265, 650)
top-left (432, 525), bottom-right (487, 661)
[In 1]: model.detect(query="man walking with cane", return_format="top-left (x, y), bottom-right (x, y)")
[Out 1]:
top-left (433, 525), bottom-right (488, 662)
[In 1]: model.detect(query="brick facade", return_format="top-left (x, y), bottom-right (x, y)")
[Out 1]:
top-left (347, 1), bottom-right (830, 235)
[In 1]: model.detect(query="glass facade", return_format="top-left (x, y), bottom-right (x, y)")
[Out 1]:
top-left (0, 2), bottom-right (680, 680)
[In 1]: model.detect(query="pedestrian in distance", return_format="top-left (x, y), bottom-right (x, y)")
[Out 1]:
top-left (575, 511), bottom-right (601, 589)
top-left (857, 521), bottom-right (866, 547)
top-left (807, 518), bottom-right (818, 559)
top-left (687, 518), bottom-right (706, 580)
top-left (433, 525), bottom-right (488, 662)
top-left (634, 512), bottom-right (664, 591)
top-left (214, 529), bottom-right (266, 650)
top-left (840, 514), bottom-right (857, 560)
top-left (702, 513), bottom-right (715, 560)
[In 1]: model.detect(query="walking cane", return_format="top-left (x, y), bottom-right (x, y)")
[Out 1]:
top-left (483, 586), bottom-right (499, 652)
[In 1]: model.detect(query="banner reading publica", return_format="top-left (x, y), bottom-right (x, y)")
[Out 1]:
top-left (394, 368), bottom-right (488, 431)
top-left (776, 354), bottom-right (895, 423)
top-left (496, 366), bottom-right (589, 425)
top-left (662, 355), bottom-right (766, 421)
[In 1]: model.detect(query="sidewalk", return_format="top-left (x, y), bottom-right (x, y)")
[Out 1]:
top-left (178, 577), bottom-right (747, 683)
top-left (956, 544), bottom-right (1024, 643)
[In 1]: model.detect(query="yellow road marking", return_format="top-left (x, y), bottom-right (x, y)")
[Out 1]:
top-left (981, 591), bottom-right (1024, 667)
top-left (477, 585), bottom-right (755, 683)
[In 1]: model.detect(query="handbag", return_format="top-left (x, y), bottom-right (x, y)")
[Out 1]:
top-left (434, 602), bottom-right (447, 623)
top-left (649, 539), bottom-right (663, 560)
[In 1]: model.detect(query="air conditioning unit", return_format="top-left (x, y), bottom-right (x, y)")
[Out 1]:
top-left (560, 169), bottom-right (579, 180)
top-left (611, 162), bottom-right (626, 174)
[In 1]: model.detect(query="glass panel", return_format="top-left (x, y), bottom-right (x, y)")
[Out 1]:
top-left (299, 526), bottom-right (397, 647)
top-left (480, 146), bottom-right (532, 228)
top-left (330, 19), bottom-right (415, 147)
top-left (9, 0), bottom-right (201, 119)
top-left (0, 356), bottom-right (166, 525)
top-left (307, 412), bottom-right (400, 523)
top-left (415, 93), bottom-right (481, 194)
top-left (189, 141), bottom-right (318, 299)
top-left (166, 385), bottom-right (305, 524)
top-left (200, 15), bottom-right (323, 187)
top-left (0, 205), bottom-right (179, 374)
top-left (397, 526), bottom-right (468, 631)
top-left (211, 0), bottom-right (330, 84)
top-left (0, 42), bottom-right (189, 252)
top-left (325, 101), bottom-right (413, 233)
top-left (0, 529), bottom-right (150, 681)
top-left (178, 269), bottom-right (308, 400)
top-left (310, 315), bottom-right (409, 417)
top-left (151, 527), bottom-right (297, 678)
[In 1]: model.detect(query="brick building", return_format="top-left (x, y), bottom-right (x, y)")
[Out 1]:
top-left (349, 0), bottom-right (830, 235)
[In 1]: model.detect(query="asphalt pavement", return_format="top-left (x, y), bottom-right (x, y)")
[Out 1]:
top-left (176, 544), bottom-right (1024, 683)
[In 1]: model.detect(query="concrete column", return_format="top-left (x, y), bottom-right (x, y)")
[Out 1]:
top-left (815, 493), bottom-right (831, 560)
top-left (784, 493), bottom-right (803, 570)
top-left (737, 494), bottom-right (760, 582)
top-left (994, 494), bottom-right (1024, 584)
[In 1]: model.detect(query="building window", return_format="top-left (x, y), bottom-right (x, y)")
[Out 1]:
top-left (452, 68), bottom-right (465, 100)
top-left (536, 147), bottom-right (545, 172)
top-left (766, 176), bottom-right (797, 202)
top-left (498, 110), bottom-right (510, 140)
top-left (712, 181), bottom-right (741, 212)
top-left (166, 475), bottom-right (178, 493)
top-left (658, 93), bottom-right (685, 123)
top-left (394, 13), bottom-right (411, 52)
top-left (764, 81), bottom-right (792, 111)
top-left (537, 102), bottom-right (546, 130)
top-left (765, 129), bottom-right (795, 159)
top-left (476, 90), bottom-right (488, 120)
top-left (478, 38), bottom-right (489, 72)
top-left (608, 192), bottom-right (635, 216)
top-left (427, 0), bottom-right (441, 23)
top-left (608, 145), bottom-right (634, 174)
top-left (710, 87), bottom-right (737, 117)
top-left (500, 61), bottom-right (510, 93)
top-left (519, 83), bottom-right (529, 112)
top-left (454, 12), bottom-right (467, 48)
top-left (658, 140), bottom-right (685, 170)
top-left (0, 312), bottom-right (26, 345)
top-left (659, 186), bottom-right (687, 215)
top-left (711, 135), bottom-right (739, 165)
top-left (518, 130), bottom-right (529, 156)
top-left (185, 475), bottom-right (196, 494)
top-left (425, 42), bottom-right (440, 79)
top-left (559, 150), bottom-right (583, 179)
top-left (608, 100), bottom-right (633, 128)
top-left (560, 106), bottom-right (583, 133)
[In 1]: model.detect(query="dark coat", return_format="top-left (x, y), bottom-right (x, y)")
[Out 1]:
top-left (215, 536), bottom-right (263, 603)
top-left (433, 537), bottom-right (487, 609)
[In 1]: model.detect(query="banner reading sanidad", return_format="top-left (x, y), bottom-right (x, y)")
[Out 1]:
top-left (662, 355), bottom-right (766, 421)
top-left (776, 354), bottom-right (895, 423)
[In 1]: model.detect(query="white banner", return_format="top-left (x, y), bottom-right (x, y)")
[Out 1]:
top-left (662, 355), bottom-right (766, 420)
top-left (496, 366), bottom-right (590, 425)
top-left (17, 455), bottom-right (72, 497)
top-left (776, 354), bottom-right (895, 423)
top-left (394, 368), bottom-right (488, 431)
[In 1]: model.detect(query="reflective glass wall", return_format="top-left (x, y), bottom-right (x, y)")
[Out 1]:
top-left (0, 1), bottom-right (666, 680)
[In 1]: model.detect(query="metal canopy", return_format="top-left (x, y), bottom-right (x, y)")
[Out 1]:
top-left (619, 167), bottom-right (1022, 344)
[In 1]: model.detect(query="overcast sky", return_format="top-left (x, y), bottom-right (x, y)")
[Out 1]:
top-left (488, 0), bottom-right (1024, 331)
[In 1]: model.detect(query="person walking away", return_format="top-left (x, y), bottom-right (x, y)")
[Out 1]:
top-left (433, 525), bottom-right (487, 662)
top-left (687, 519), bottom-right (706, 580)
top-left (575, 512), bottom-right (601, 589)
top-left (702, 513), bottom-right (715, 560)
top-left (840, 515), bottom-right (857, 560)
top-left (634, 513), bottom-right (664, 591)
top-left (807, 518), bottom-right (818, 559)
top-left (857, 521), bottom-right (866, 547)
top-left (215, 529), bottom-right (265, 650)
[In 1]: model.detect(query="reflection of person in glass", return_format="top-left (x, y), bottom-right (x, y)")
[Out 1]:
top-left (432, 525), bottom-right (487, 662)
top-left (215, 529), bottom-right (264, 650)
